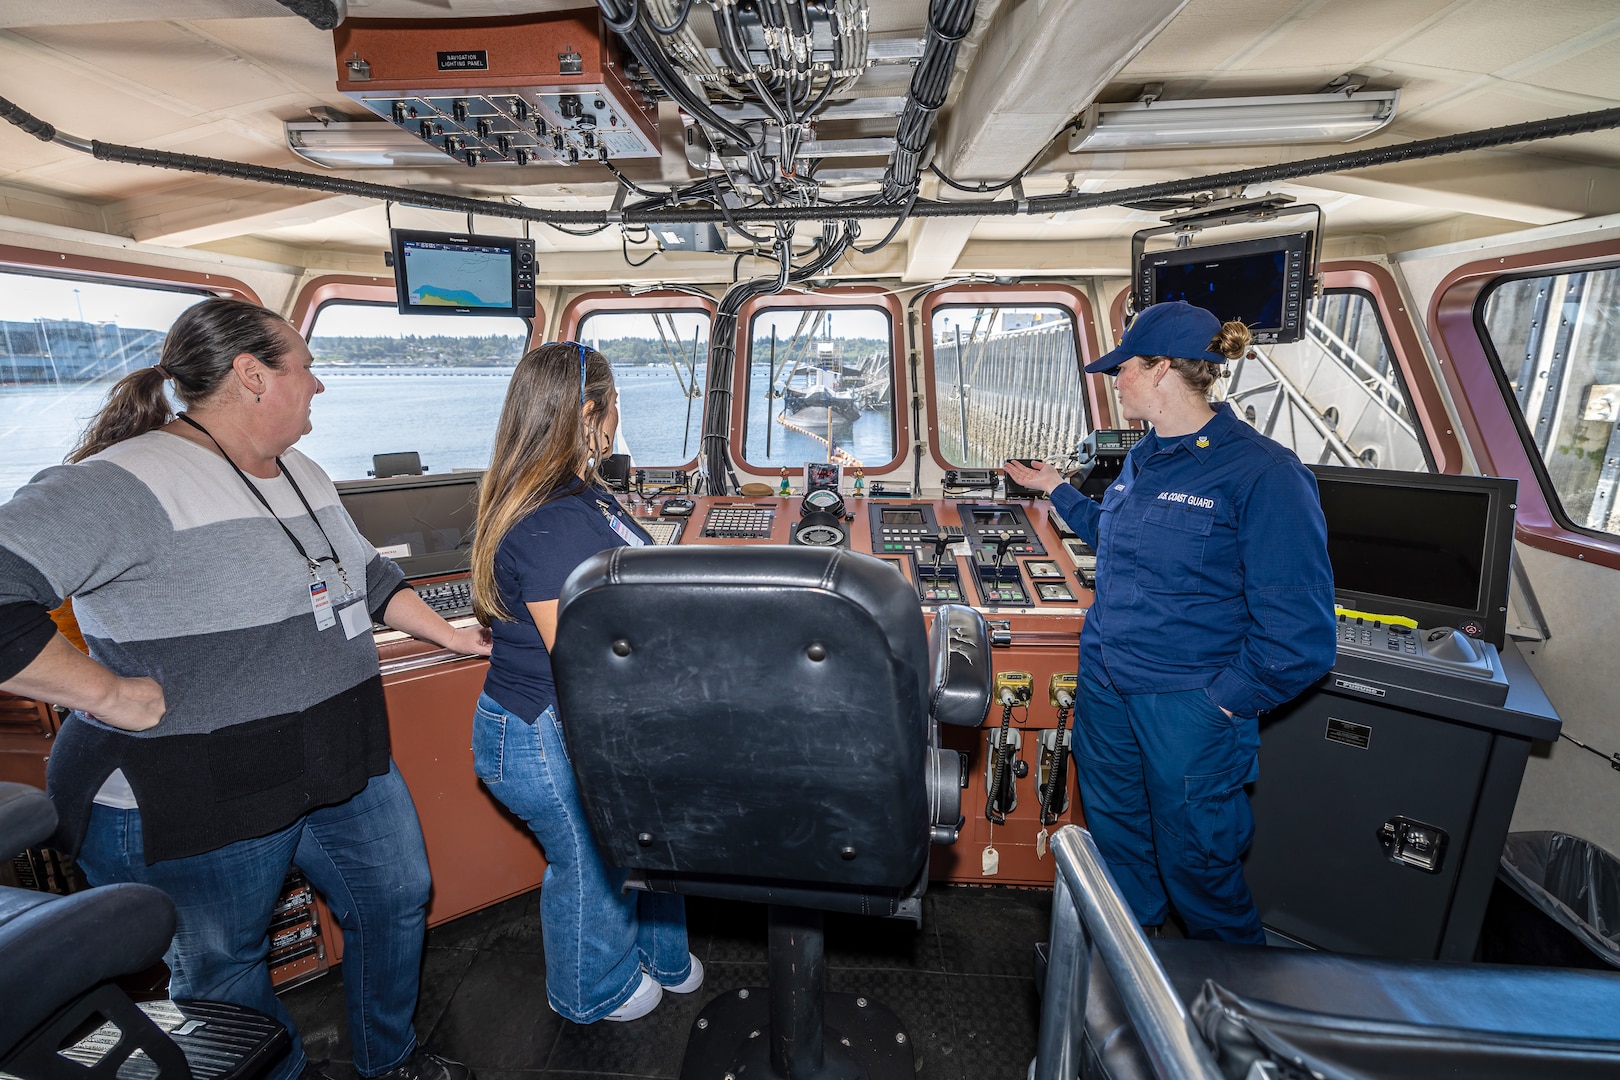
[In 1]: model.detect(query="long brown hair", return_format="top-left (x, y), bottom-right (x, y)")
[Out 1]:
top-left (69, 298), bottom-right (295, 463)
top-left (471, 342), bottom-right (616, 624)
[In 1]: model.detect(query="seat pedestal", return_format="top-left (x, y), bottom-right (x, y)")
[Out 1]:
top-left (680, 907), bottom-right (914, 1080)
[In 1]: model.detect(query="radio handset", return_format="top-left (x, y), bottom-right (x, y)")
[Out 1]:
top-left (985, 682), bottom-right (1029, 824)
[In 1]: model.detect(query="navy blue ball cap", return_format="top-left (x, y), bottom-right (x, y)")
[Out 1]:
top-left (1086, 301), bottom-right (1229, 374)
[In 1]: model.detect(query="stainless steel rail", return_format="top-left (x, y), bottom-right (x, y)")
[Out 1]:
top-left (1031, 826), bottom-right (1224, 1080)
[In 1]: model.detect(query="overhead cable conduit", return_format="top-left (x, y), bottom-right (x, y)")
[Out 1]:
top-left (3, 95), bottom-right (1620, 228)
top-left (883, 0), bottom-right (977, 203)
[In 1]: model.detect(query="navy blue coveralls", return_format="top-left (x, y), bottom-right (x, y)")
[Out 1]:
top-left (1050, 403), bottom-right (1336, 942)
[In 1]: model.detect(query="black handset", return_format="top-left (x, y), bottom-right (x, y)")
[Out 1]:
top-left (661, 498), bottom-right (695, 517)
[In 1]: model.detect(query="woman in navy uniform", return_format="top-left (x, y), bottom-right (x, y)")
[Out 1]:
top-left (1005, 301), bottom-right (1336, 943)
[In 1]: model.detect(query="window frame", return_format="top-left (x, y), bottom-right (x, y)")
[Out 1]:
top-left (1106, 260), bottom-right (1455, 470)
top-left (1433, 239), bottom-right (1620, 567)
top-left (733, 286), bottom-right (907, 477)
top-left (919, 284), bottom-right (1098, 471)
top-left (0, 245), bottom-right (261, 306)
top-left (561, 290), bottom-right (718, 470)
top-left (290, 275), bottom-right (544, 342)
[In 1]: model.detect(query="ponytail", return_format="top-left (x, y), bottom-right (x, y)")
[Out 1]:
top-left (69, 366), bottom-right (173, 463)
top-left (67, 298), bottom-right (293, 463)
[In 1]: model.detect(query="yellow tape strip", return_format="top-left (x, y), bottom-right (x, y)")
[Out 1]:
top-left (1335, 606), bottom-right (1419, 629)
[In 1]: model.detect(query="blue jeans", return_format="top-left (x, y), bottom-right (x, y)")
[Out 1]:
top-left (472, 692), bottom-right (690, 1023)
top-left (1073, 670), bottom-right (1265, 944)
top-left (78, 762), bottom-right (432, 1080)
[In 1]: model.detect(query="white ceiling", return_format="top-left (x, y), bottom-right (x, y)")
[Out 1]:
top-left (0, 0), bottom-right (1616, 278)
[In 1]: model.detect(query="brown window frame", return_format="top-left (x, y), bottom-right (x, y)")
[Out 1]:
top-left (1433, 238), bottom-right (1620, 568)
top-left (919, 283), bottom-right (1099, 471)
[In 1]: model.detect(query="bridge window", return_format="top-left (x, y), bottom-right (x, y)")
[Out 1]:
top-left (1225, 289), bottom-right (1429, 471)
top-left (1480, 264), bottom-right (1620, 539)
top-left (304, 302), bottom-right (528, 481)
top-left (930, 304), bottom-right (1086, 468)
top-left (0, 270), bottom-right (209, 503)
top-left (742, 306), bottom-right (897, 471)
top-left (576, 309), bottom-right (711, 466)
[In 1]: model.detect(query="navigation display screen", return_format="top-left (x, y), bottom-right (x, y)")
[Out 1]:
top-left (882, 509), bottom-right (925, 524)
top-left (338, 476), bottom-right (481, 579)
top-left (1154, 251), bottom-right (1286, 330)
top-left (399, 238), bottom-right (513, 309)
top-left (1316, 484), bottom-right (1488, 611)
top-left (971, 509), bottom-right (1018, 525)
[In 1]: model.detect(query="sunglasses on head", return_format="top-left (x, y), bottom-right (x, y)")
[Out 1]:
top-left (548, 340), bottom-right (590, 405)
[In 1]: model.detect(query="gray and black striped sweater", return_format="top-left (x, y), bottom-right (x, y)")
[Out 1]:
top-left (0, 431), bottom-right (408, 863)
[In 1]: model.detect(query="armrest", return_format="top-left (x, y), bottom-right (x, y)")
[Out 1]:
top-left (929, 604), bottom-right (991, 728)
top-left (0, 783), bottom-right (56, 860)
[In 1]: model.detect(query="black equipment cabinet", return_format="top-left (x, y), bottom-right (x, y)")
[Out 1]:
top-left (1245, 641), bottom-right (1560, 962)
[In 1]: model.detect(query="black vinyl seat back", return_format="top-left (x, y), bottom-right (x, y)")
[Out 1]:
top-left (553, 546), bottom-right (933, 893)
top-left (0, 782), bottom-right (288, 1080)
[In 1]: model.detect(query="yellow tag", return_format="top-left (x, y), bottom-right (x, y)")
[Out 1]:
top-left (1334, 605), bottom-right (1419, 629)
top-left (1035, 828), bottom-right (1049, 860)
top-left (1196, 436), bottom-right (1210, 448)
top-left (981, 845), bottom-right (1000, 876)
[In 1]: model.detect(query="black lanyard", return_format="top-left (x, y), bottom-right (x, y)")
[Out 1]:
top-left (177, 414), bottom-right (350, 589)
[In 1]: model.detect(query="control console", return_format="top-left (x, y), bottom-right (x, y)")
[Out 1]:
top-left (954, 503), bottom-right (1046, 560)
top-left (868, 503), bottom-right (944, 557)
top-left (1332, 616), bottom-right (1509, 706)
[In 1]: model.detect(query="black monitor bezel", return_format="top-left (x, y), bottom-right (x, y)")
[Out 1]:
top-left (1309, 465), bottom-right (1516, 649)
top-left (1138, 231), bottom-right (1310, 344)
top-left (335, 470), bottom-right (483, 580)
top-left (390, 228), bottom-right (535, 318)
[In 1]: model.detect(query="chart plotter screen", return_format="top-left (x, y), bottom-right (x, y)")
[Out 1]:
top-left (399, 239), bottom-right (513, 309)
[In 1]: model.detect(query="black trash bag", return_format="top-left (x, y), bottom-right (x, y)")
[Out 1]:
top-left (1486, 831), bottom-right (1620, 970)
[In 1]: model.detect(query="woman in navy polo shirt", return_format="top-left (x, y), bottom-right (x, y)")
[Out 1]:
top-left (1006, 302), bottom-right (1336, 943)
top-left (468, 341), bottom-right (698, 1023)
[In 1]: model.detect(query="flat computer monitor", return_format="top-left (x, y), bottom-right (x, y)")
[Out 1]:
top-left (1309, 465), bottom-right (1517, 649)
top-left (1137, 232), bottom-right (1310, 343)
top-left (336, 472), bottom-right (482, 580)
top-left (390, 228), bottom-right (536, 318)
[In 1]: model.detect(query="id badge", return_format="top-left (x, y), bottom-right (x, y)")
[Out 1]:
top-left (310, 580), bottom-right (337, 631)
top-left (336, 593), bottom-right (372, 640)
top-left (606, 514), bottom-right (646, 547)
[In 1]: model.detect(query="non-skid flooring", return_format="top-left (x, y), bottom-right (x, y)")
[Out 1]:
top-left (281, 883), bottom-right (1054, 1080)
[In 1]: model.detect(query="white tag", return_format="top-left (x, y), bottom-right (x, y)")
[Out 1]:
top-left (949, 541), bottom-right (973, 558)
top-left (377, 542), bottom-right (412, 559)
top-left (606, 514), bottom-right (646, 547)
top-left (338, 595), bottom-right (371, 640)
top-left (1036, 828), bottom-right (1049, 860)
top-left (310, 580), bottom-right (336, 631)
top-left (981, 845), bottom-right (1000, 876)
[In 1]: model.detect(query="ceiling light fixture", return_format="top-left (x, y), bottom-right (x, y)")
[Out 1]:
top-left (1067, 90), bottom-right (1400, 152)
top-left (284, 120), bottom-right (454, 169)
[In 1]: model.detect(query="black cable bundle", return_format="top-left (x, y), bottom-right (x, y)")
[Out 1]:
top-left (882, 0), bottom-right (977, 203)
top-left (699, 220), bottom-right (855, 494)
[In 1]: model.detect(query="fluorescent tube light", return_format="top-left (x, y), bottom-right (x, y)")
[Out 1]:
top-left (1067, 90), bottom-right (1399, 152)
top-left (284, 121), bottom-right (454, 169)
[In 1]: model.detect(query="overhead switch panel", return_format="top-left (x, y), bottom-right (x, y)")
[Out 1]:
top-left (332, 10), bottom-right (658, 166)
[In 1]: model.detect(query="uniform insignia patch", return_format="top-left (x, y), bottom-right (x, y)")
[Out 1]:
top-left (1196, 436), bottom-right (1210, 448)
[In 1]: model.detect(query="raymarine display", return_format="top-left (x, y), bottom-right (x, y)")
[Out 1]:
top-left (391, 229), bottom-right (536, 317)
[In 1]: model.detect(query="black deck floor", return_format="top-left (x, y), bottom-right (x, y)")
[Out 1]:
top-left (281, 883), bottom-right (1053, 1080)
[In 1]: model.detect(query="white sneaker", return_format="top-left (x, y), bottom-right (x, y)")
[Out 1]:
top-left (660, 953), bottom-right (704, 995)
top-left (603, 971), bottom-right (663, 1022)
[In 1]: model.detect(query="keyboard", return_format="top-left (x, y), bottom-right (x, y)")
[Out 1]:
top-left (641, 519), bottom-right (683, 545)
top-left (702, 504), bottom-right (776, 539)
top-left (414, 578), bottom-right (473, 619)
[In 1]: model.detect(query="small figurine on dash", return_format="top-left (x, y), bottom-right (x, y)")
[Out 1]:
top-left (778, 467), bottom-right (792, 497)
top-left (852, 468), bottom-right (865, 497)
